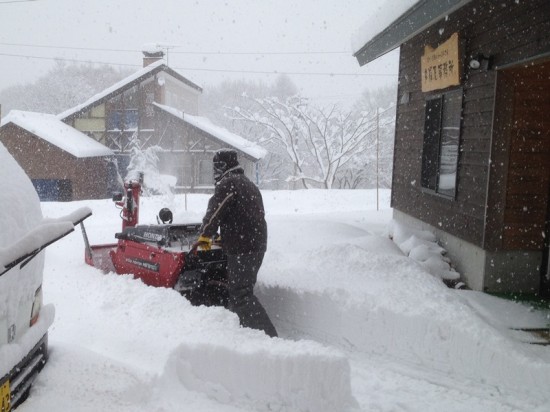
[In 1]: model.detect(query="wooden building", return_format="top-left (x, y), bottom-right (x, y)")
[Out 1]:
top-left (354, 0), bottom-right (550, 294)
top-left (0, 111), bottom-right (114, 201)
top-left (152, 103), bottom-right (265, 191)
top-left (58, 51), bottom-right (264, 192)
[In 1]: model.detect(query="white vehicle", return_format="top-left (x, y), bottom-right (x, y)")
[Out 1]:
top-left (0, 142), bottom-right (90, 410)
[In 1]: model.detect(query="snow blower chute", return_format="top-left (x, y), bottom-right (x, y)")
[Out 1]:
top-left (80, 174), bottom-right (228, 307)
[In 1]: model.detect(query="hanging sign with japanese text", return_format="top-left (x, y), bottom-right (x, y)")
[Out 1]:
top-left (421, 32), bottom-right (461, 92)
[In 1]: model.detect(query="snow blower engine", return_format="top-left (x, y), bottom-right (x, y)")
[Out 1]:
top-left (80, 174), bottom-right (228, 307)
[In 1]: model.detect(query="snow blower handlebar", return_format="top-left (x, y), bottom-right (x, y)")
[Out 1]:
top-left (189, 234), bottom-right (223, 256)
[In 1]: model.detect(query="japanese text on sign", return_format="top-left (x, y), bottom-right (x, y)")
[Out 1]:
top-left (421, 32), bottom-right (461, 92)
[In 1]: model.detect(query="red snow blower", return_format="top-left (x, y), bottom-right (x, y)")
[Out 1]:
top-left (80, 173), bottom-right (228, 307)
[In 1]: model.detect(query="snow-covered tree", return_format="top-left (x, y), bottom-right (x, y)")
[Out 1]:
top-left (201, 77), bottom-right (298, 189)
top-left (334, 104), bottom-right (396, 189)
top-left (126, 133), bottom-right (173, 198)
top-left (201, 78), bottom-right (396, 190)
top-left (353, 84), bottom-right (397, 114)
top-left (230, 97), bottom-right (378, 189)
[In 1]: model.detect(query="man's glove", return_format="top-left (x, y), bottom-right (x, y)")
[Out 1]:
top-left (192, 235), bottom-right (212, 252)
top-left (213, 233), bottom-right (222, 246)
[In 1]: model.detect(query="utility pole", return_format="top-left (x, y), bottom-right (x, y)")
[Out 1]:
top-left (376, 108), bottom-right (380, 211)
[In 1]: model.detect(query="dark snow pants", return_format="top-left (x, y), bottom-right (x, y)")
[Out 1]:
top-left (226, 252), bottom-right (278, 338)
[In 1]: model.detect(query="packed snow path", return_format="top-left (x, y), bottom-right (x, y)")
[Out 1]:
top-left (18, 191), bottom-right (550, 411)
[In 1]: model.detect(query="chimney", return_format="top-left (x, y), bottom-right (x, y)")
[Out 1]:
top-left (143, 50), bottom-right (164, 67)
top-left (142, 43), bottom-right (165, 67)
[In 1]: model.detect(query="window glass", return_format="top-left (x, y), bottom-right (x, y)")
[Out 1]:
top-left (176, 165), bottom-right (192, 187)
top-left (421, 96), bottom-right (442, 191)
top-left (108, 109), bottom-right (138, 130)
top-left (421, 89), bottom-right (462, 197)
top-left (198, 159), bottom-right (214, 186)
top-left (438, 90), bottom-right (462, 197)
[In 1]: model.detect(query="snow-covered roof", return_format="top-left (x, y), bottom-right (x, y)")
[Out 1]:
top-left (352, 0), bottom-right (472, 66)
top-left (1, 110), bottom-right (114, 158)
top-left (57, 60), bottom-right (202, 120)
top-left (351, 0), bottom-right (418, 53)
top-left (153, 103), bottom-right (267, 161)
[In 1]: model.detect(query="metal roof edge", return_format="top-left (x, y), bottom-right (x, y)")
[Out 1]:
top-left (152, 103), bottom-right (265, 162)
top-left (354, 0), bottom-right (473, 66)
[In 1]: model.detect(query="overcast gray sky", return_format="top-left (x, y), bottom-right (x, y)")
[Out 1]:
top-left (0, 0), bottom-right (399, 106)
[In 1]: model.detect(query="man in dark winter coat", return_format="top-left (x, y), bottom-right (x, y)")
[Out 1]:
top-left (194, 148), bottom-right (277, 338)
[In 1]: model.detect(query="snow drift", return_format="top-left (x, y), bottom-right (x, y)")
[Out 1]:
top-left (19, 189), bottom-right (550, 412)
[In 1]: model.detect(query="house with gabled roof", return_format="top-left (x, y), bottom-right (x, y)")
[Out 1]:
top-left (58, 50), bottom-right (265, 193)
top-left (1, 50), bottom-right (265, 199)
top-left (353, 0), bottom-right (550, 294)
top-left (152, 103), bottom-right (266, 189)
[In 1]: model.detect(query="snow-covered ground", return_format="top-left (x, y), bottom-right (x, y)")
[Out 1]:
top-left (18, 189), bottom-right (550, 411)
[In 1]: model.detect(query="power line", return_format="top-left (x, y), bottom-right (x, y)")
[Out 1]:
top-left (173, 50), bottom-right (349, 56)
top-left (0, 42), bottom-right (136, 53)
top-left (0, 0), bottom-right (40, 3)
top-left (0, 52), bottom-right (139, 67)
top-left (0, 52), bottom-right (398, 77)
top-left (0, 41), bottom-right (349, 55)
top-left (172, 66), bottom-right (394, 77)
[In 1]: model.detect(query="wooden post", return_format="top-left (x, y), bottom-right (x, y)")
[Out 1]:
top-left (376, 109), bottom-right (380, 211)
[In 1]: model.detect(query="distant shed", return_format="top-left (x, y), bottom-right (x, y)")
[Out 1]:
top-left (0, 111), bottom-right (115, 201)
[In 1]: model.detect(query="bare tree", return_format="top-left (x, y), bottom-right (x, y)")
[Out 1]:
top-left (230, 97), bottom-right (378, 189)
top-left (334, 104), bottom-right (396, 189)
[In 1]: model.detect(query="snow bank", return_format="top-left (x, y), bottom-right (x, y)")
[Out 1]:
top-left (22, 343), bottom-right (154, 412)
top-left (37, 190), bottom-right (550, 410)
top-left (259, 216), bottom-right (550, 405)
top-left (160, 339), bottom-right (356, 412)
top-left (262, 189), bottom-right (390, 215)
top-left (43, 238), bottom-right (356, 411)
top-left (390, 220), bottom-right (460, 281)
top-left (260, 282), bottom-right (550, 403)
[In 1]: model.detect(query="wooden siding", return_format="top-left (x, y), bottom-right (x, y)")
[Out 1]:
top-left (164, 74), bottom-right (200, 115)
top-left (391, 0), bottom-right (550, 248)
top-left (0, 124), bottom-right (111, 200)
top-left (501, 64), bottom-right (550, 250)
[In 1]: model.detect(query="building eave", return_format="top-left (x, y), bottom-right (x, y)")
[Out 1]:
top-left (153, 103), bottom-right (266, 162)
top-left (353, 0), bottom-right (473, 66)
